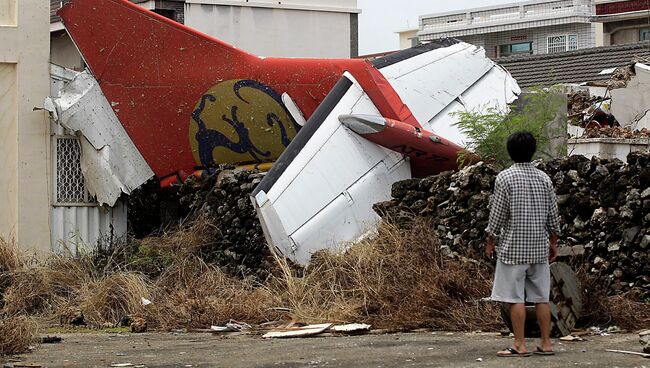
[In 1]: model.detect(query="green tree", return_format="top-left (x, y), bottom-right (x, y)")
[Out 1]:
top-left (453, 88), bottom-right (566, 169)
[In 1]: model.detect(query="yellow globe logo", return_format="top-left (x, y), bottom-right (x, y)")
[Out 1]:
top-left (189, 80), bottom-right (299, 168)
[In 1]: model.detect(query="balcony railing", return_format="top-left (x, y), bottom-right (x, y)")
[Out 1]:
top-left (420, 0), bottom-right (594, 33)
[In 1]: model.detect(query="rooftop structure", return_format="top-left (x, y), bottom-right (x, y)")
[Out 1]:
top-left (418, 0), bottom-right (596, 58)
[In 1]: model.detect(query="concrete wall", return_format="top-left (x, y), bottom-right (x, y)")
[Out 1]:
top-left (0, 0), bottom-right (52, 253)
top-left (185, 3), bottom-right (357, 57)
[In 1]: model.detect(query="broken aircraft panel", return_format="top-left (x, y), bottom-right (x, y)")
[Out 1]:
top-left (58, 0), bottom-right (520, 263)
top-left (46, 71), bottom-right (154, 207)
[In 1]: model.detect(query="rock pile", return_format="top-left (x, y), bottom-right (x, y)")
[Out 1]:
top-left (178, 166), bottom-right (270, 277)
top-left (374, 153), bottom-right (650, 299)
top-left (582, 126), bottom-right (650, 139)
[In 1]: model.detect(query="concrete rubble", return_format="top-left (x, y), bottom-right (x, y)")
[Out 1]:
top-left (176, 166), bottom-right (270, 277)
top-left (641, 329), bottom-right (650, 354)
top-left (374, 153), bottom-right (650, 300)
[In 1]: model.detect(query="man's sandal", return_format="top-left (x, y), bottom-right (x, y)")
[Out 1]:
top-left (496, 347), bottom-right (532, 357)
top-left (534, 346), bottom-right (555, 355)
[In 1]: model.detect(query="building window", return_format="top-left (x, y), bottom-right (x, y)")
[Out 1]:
top-left (409, 37), bottom-right (419, 47)
top-left (547, 34), bottom-right (578, 53)
top-left (55, 137), bottom-right (93, 204)
top-left (499, 42), bottom-right (533, 57)
top-left (641, 29), bottom-right (650, 41)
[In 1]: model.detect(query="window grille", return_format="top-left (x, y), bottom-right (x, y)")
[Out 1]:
top-left (568, 35), bottom-right (578, 51)
top-left (55, 137), bottom-right (92, 204)
top-left (547, 34), bottom-right (578, 53)
top-left (641, 28), bottom-right (650, 41)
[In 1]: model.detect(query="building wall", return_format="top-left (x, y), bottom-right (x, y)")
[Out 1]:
top-left (603, 17), bottom-right (650, 45)
top-left (185, 3), bottom-right (357, 57)
top-left (50, 31), bottom-right (83, 70)
top-left (398, 29), bottom-right (418, 50)
top-left (0, 0), bottom-right (52, 254)
top-left (457, 23), bottom-right (595, 58)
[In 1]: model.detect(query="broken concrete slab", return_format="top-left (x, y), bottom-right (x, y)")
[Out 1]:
top-left (611, 63), bottom-right (650, 130)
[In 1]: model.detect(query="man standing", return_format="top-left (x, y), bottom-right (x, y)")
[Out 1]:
top-left (485, 132), bottom-right (560, 357)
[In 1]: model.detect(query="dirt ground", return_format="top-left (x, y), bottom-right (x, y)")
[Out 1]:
top-left (4, 331), bottom-right (647, 368)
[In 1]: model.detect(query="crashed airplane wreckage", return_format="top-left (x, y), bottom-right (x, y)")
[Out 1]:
top-left (53, 0), bottom-right (520, 264)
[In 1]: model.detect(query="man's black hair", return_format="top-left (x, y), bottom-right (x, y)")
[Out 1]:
top-left (507, 131), bottom-right (536, 163)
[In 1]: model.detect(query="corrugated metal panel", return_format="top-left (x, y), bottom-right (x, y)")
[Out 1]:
top-left (51, 202), bottom-right (126, 256)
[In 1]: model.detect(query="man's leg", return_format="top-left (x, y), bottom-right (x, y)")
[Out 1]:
top-left (492, 260), bottom-right (529, 356)
top-left (526, 263), bottom-right (553, 354)
top-left (510, 303), bottom-right (528, 353)
top-left (535, 303), bottom-right (553, 352)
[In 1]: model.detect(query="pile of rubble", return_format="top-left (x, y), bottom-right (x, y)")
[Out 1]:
top-left (582, 126), bottom-right (650, 139)
top-left (177, 166), bottom-right (270, 277)
top-left (374, 153), bottom-right (650, 299)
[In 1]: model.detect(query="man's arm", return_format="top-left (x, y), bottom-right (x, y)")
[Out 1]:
top-left (485, 175), bottom-right (509, 258)
top-left (546, 180), bottom-right (561, 262)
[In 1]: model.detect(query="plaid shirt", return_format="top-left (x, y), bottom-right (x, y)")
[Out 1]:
top-left (486, 162), bottom-right (561, 265)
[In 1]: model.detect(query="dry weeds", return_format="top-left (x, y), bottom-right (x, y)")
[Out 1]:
top-left (148, 256), bottom-right (277, 330)
top-left (0, 316), bottom-right (37, 355)
top-left (270, 219), bottom-right (502, 331)
top-left (579, 271), bottom-right (650, 331)
top-left (79, 272), bottom-right (152, 327)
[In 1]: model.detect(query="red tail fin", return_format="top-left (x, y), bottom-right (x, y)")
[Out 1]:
top-left (59, 0), bottom-right (258, 85)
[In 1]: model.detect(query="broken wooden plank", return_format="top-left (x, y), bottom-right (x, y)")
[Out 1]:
top-left (262, 323), bottom-right (333, 339)
top-left (330, 323), bottom-right (371, 333)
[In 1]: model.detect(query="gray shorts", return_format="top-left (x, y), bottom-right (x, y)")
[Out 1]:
top-left (491, 260), bottom-right (550, 304)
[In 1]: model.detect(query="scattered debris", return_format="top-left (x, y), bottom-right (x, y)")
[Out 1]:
top-left (605, 349), bottom-right (650, 358)
top-left (38, 336), bottom-right (62, 344)
top-left (129, 317), bottom-right (147, 333)
top-left (210, 321), bottom-right (251, 333)
top-left (560, 335), bottom-right (584, 342)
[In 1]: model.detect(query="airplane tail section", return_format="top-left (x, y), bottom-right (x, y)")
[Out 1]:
top-left (59, 0), bottom-right (259, 85)
top-left (58, 0), bottom-right (264, 179)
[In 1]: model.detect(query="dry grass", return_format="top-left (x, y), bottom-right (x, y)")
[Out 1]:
top-left (148, 256), bottom-right (277, 330)
top-left (270, 219), bottom-right (502, 331)
top-left (79, 272), bottom-right (152, 327)
top-left (138, 214), bottom-right (218, 255)
top-left (579, 271), bottom-right (650, 331)
top-left (0, 316), bottom-right (37, 355)
top-left (0, 238), bottom-right (23, 273)
top-left (2, 220), bottom-right (648, 337)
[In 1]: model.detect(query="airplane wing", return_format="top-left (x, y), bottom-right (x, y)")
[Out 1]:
top-left (252, 42), bottom-right (519, 264)
top-left (252, 73), bottom-right (411, 264)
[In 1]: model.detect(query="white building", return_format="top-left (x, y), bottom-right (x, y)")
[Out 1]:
top-left (1, 0), bottom-right (52, 255)
top-left (418, 0), bottom-right (596, 58)
top-left (397, 28), bottom-right (419, 50)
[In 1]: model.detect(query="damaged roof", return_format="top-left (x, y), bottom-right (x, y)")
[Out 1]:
top-left (496, 42), bottom-right (650, 88)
